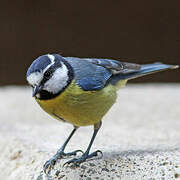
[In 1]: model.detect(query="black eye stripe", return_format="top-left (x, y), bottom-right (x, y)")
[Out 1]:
top-left (37, 59), bottom-right (74, 100)
top-left (42, 69), bottom-right (54, 83)
top-left (44, 69), bottom-right (53, 78)
top-left (41, 63), bottom-right (61, 84)
top-left (44, 64), bottom-right (58, 76)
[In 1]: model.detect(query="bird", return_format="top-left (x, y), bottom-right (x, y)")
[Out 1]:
top-left (26, 54), bottom-right (178, 174)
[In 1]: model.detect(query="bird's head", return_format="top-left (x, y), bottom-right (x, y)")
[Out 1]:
top-left (26, 54), bottom-right (73, 100)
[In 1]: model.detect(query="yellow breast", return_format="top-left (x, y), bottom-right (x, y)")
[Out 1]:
top-left (35, 81), bottom-right (121, 126)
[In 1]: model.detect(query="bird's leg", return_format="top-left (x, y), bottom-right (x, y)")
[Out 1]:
top-left (43, 126), bottom-right (83, 174)
top-left (64, 121), bottom-right (103, 167)
top-left (55, 126), bottom-right (83, 157)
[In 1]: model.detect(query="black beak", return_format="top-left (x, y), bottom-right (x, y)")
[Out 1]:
top-left (32, 85), bottom-right (42, 97)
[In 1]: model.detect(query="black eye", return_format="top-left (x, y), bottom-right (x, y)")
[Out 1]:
top-left (44, 71), bottom-right (51, 79)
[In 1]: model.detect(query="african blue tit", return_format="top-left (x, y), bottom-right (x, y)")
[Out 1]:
top-left (26, 54), bottom-right (178, 174)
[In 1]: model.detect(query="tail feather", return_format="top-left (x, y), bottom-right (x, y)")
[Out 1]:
top-left (118, 63), bottom-right (179, 80)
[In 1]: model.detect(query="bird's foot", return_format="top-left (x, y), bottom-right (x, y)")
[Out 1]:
top-left (63, 150), bottom-right (103, 167)
top-left (43, 149), bottom-right (83, 174)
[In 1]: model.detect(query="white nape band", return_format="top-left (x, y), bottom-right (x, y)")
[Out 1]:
top-left (47, 54), bottom-right (55, 63)
top-left (43, 54), bottom-right (55, 73)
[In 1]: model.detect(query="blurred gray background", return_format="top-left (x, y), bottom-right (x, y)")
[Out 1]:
top-left (0, 0), bottom-right (179, 85)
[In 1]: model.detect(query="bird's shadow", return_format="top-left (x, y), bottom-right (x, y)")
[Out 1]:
top-left (103, 146), bottom-right (180, 159)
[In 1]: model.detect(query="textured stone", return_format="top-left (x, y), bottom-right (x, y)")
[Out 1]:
top-left (0, 84), bottom-right (180, 180)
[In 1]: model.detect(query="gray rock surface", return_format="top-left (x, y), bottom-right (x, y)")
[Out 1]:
top-left (0, 84), bottom-right (180, 180)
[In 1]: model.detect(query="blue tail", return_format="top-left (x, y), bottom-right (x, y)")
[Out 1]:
top-left (115, 63), bottom-right (178, 80)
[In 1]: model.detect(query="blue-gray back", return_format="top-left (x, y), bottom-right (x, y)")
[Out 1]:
top-left (65, 57), bottom-right (140, 90)
top-left (64, 57), bottom-right (177, 91)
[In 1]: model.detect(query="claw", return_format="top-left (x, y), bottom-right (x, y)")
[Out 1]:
top-left (63, 150), bottom-right (103, 167)
top-left (63, 160), bottom-right (80, 167)
top-left (43, 149), bottom-right (84, 174)
top-left (65, 149), bottom-right (84, 156)
top-left (43, 157), bottom-right (57, 174)
top-left (95, 150), bottom-right (103, 158)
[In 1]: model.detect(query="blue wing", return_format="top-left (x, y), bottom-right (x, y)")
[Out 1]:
top-left (65, 57), bottom-right (113, 91)
top-left (64, 57), bottom-right (178, 90)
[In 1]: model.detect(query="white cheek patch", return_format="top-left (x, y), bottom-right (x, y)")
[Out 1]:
top-left (44, 63), bottom-right (69, 94)
top-left (27, 72), bottom-right (43, 86)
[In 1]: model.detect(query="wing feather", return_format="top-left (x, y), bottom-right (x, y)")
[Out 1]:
top-left (84, 58), bottom-right (141, 74)
top-left (65, 57), bottom-right (141, 91)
